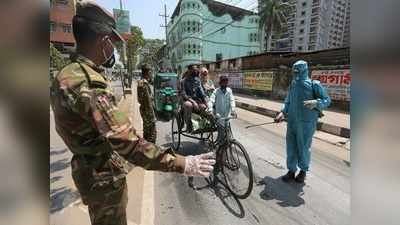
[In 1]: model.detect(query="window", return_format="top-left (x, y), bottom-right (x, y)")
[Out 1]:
top-left (62, 23), bottom-right (72, 33)
top-left (301, 11), bottom-right (306, 16)
top-left (50, 22), bottom-right (56, 32)
top-left (216, 53), bottom-right (222, 61)
top-left (298, 46), bottom-right (303, 51)
top-left (299, 37), bottom-right (304, 42)
top-left (299, 28), bottom-right (304, 34)
top-left (249, 33), bottom-right (258, 42)
top-left (302, 2), bottom-right (307, 7)
top-left (300, 20), bottom-right (305, 25)
top-left (55, 0), bottom-right (68, 5)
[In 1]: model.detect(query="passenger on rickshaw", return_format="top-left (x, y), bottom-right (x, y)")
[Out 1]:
top-left (181, 64), bottom-right (208, 133)
top-left (200, 67), bottom-right (215, 97)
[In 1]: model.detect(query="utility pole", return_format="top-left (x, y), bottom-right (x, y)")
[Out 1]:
top-left (159, 4), bottom-right (169, 58)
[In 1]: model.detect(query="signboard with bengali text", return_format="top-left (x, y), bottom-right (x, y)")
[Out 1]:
top-left (243, 71), bottom-right (274, 91)
top-left (216, 72), bottom-right (243, 89)
top-left (113, 9), bottom-right (131, 34)
top-left (311, 69), bottom-right (351, 101)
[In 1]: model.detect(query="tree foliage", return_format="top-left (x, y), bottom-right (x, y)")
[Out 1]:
top-left (258, 0), bottom-right (291, 51)
top-left (139, 38), bottom-right (165, 69)
top-left (126, 26), bottom-right (145, 74)
top-left (50, 43), bottom-right (67, 71)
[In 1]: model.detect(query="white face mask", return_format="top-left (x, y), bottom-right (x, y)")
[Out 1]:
top-left (101, 38), bottom-right (116, 68)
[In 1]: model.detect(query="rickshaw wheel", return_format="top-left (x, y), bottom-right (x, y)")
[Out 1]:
top-left (171, 112), bottom-right (182, 151)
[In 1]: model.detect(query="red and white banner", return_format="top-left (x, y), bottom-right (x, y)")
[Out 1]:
top-left (311, 69), bottom-right (351, 101)
top-left (216, 72), bottom-right (244, 89)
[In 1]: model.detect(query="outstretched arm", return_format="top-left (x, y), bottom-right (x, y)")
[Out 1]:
top-left (313, 81), bottom-right (331, 111)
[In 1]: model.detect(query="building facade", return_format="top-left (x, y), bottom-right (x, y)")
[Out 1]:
top-left (265, 0), bottom-right (350, 52)
top-left (166, 0), bottom-right (261, 74)
top-left (50, 0), bottom-right (76, 58)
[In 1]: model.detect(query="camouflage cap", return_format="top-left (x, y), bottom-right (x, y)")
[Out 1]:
top-left (75, 0), bottom-right (124, 42)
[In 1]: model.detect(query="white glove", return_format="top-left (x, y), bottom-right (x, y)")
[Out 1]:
top-left (304, 100), bottom-right (318, 110)
top-left (184, 152), bottom-right (216, 177)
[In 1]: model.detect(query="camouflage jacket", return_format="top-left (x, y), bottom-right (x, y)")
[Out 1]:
top-left (137, 79), bottom-right (155, 121)
top-left (50, 56), bottom-right (185, 173)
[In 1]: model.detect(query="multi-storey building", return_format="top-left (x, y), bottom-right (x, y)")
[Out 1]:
top-left (50, 0), bottom-right (76, 58)
top-left (166, 0), bottom-right (261, 74)
top-left (265, 0), bottom-right (350, 52)
top-left (342, 0), bottom-right (350, 47)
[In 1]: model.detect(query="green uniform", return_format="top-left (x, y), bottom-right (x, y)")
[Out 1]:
top-left (50, 56), bottom-right (185, 225)
top-left (137, 79), bottom-right (157, 143)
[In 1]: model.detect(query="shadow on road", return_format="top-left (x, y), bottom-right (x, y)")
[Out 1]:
top-left (162, 141), bottom-right (209, 156)
top-left (50, 147), bottom-right (68, 156)
top-left (164, 139), bottom-right (246, 218)
top-left (50, 158), bottom-right (70, 174)
top-left (343, 160), bottom-right (351, 167)
top-left (212, 179), bottom-right (245, 218)
top-left (50, 175), bottom-right (63, 184)
top-left (50, 186), bottom-right (80, 214)
top-left (258, 176), bottom-right (305, 207)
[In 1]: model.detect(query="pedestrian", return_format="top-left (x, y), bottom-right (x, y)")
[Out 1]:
top-left (137, 64), bottom-right (157, 144)
top-left (275, 60), bottom-right (331, 183)
top-left (49, 2), bottom-right (215, 225)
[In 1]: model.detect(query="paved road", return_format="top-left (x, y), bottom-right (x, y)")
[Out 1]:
top-left (152, 108), bottom-right (350, 225)
top-left (50, 81), bottom-right (350, 225)
top-left (110, 79), bottom-right (125, 102)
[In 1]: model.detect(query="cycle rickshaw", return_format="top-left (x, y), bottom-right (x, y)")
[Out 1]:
top-left (171, 106), bottom-right (254, 199)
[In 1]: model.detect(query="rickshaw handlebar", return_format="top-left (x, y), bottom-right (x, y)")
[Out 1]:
top-left (215, 113), bottom-right (238, 122)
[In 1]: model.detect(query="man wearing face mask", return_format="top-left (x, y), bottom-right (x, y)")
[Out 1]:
top-left (50, 2), bottom-right (215, 225)
top-left (181, 64), bottom-right (208, 133)
top-left (275, 60), bottom-right (331, 183)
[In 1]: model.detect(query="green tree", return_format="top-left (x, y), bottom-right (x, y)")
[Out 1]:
top-left (126, 26), bottom-right (145, 74)
top-left (258, 0), bottom-right (290, 51)
top-left (139, 39), bottom-right (165, 69)
top-left (50, 43), bottom-right (67, 71)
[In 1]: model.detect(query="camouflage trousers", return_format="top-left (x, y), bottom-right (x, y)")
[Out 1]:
top-left (88, 180), bottom-right (128, 225)
top-left (143, 118), bottom-right (157, 144)
top-left (71, 156), bottom-right (128, 225)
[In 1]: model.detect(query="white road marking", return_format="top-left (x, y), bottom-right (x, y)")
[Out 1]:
top-left (140, 171), bottom-right (155, 225)
top-left (78, 203), bottom-right (139, 225)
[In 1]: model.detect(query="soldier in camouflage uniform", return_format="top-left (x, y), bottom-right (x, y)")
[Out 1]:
top-left (50, 2), bottom-right (215, 225)
top-left (137, 64), bottom-right (156, 143)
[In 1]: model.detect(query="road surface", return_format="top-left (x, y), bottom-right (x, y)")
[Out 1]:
top-left (50, 82), bottom-right (350, 225)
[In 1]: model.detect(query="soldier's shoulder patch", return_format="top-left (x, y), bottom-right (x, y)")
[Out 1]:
top-left (57, 63), bottom-right (86, 89)
top-left (79, 64), bottom-right (107, 88)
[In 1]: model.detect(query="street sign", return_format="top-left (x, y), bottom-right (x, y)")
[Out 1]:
top-left (113, 9), bottom-right (131, 34)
